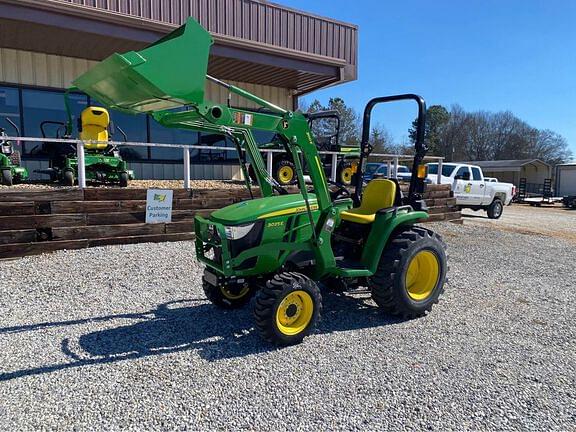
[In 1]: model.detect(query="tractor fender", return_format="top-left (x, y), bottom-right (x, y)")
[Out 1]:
top-left (362, 209), bottom-right (429, 274)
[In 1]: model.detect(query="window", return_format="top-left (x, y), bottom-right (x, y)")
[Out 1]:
top-left (427, 163), bottom-right (457, 177)
top-left (197, 133), bottom-right (237, 163)
top-left (397, 166), bottom-right (410, 173)
top-left (110, 112), bottom-right (148, 160)
top-left (376, 165), bottom-right (388, 175)
top-left (22, 89), bottom-right (87, 156)
top-left (364, 163), bottom-right (380, 175)
top-left (253, 130), bottom-right (278, 145)
top-left (471, 167), bottom-right (482, 181)
top-left (0, 87), bottom-right (22, 154)
top-left (455, 166), bottom-right (471, 179)
top-left (89, 101), bottom-right (149, 160)
top-left (148, 118), bottom-right (199, 160)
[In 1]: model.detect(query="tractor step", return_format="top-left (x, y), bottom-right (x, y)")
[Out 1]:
top-left (337, 258), bottom-right (368, 271)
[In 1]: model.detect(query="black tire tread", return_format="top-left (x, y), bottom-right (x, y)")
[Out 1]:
top-left (487, 198), bottom-right (503, 219)
top-left (369, 226), bottom-right (447, 318)
top-left (1, 168), bottom-right (13, 186)
top-left (253, 272), bottom-right (322, 345)
top-left (203, 277), bottom-right (253, 309)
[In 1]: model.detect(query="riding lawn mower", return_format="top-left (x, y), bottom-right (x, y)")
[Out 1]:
top-left (37, 104), bottom-right (134, 187)
top-left (71, 17), bottom-right (448, 346)
top-left (0, 118), bottom-right (29, 186)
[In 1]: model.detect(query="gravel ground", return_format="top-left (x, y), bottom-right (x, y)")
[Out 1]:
top-left (462, 203), bottom-right (576, 243)
top-left (0, 222), bottom-right (575, 430)
top-left (0, 179), bottom-right (245, 190)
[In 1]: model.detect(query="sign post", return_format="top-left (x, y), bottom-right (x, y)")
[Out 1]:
top-left (145, 189), bottom-right (173, 224)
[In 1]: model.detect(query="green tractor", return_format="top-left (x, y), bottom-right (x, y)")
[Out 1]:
top-left (249, 110), bottom-right (359, 186)
top-left (38, 103), bottom-right (133, 187)
top-left (72, 17), bottom-right (448, 345)
top-left (0, 118), bottom-right (29, 186)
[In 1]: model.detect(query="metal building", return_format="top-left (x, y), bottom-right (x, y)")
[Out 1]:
top-left (555, 163), bottom-right (576, 196)
top-left (0, 0), bottom-right (358, 180)
top-left (472, 159), bottom-right (552, 192)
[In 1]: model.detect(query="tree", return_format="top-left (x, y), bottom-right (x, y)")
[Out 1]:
top-left (306, 97), bottom-right (360, 147)
top-left (409, 105), bottom-right (450, 156)
top-left (370, 123), bottom-right (395, 154)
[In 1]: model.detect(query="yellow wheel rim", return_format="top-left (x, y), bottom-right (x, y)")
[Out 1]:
top-left (278, 166), bottom-right (294, 184)
top-left (220, 285), bottom-right (249, 300)
top-left (341, 167), bottom-right (353, 184)
top-left (405, 250), bottom-right (440, 301)
top-left (275, 290), bottom-right (314, 336)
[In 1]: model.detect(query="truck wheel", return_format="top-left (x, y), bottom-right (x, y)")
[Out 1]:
top-left (369, 226), bottom-right (447, 318)
top-left (253, 272), bottom-right (322, 345)
top-left (274, 159), bottom-right (296, 185)
top-left (1, 169), bottom-right (13, 186)
top-left (203, 276), bottom-right (254, 309)
top-left (337, 161), bottom-right (354, 185)
top-left (487, 198), bottom-right (503, 219)
top-left (119, 172), bottom-right (129, 188)
top-left (63, 169), bottom-right (75, 186)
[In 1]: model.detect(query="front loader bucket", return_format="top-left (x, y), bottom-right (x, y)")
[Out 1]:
top-left (73, 17), bottom-right (213, 114)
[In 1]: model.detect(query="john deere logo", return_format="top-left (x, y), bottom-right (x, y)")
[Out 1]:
top-left (154, 194), bottom-right (167, 202)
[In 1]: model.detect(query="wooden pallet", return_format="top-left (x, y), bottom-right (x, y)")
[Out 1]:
top-left (0, 183), bottom-right (459, 259)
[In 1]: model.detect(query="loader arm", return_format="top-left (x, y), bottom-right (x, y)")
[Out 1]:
top-left (69, 17), bottom-right (331, 211)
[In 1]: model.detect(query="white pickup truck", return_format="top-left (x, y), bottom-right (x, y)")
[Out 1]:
top-left (426, 163), bottom-right (516, 219)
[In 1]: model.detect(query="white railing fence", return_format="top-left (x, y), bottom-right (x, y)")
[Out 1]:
top-left (3, 137), bottom-right (444, 188)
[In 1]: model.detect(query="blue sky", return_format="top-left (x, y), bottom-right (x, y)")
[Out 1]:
top-left (280, 0), bottom-right (576, 154)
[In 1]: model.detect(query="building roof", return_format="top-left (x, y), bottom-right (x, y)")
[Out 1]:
top-left (469, 159), bottom-right (551, 169)
top-left (0, 0), bottom-right (358, 95)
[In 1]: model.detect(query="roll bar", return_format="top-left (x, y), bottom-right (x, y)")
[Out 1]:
top-left (353, 94), bottom-right (428, 207)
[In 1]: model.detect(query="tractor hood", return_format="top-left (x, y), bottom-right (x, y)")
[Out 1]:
top-left (209, 194), bottom-right (318, 226)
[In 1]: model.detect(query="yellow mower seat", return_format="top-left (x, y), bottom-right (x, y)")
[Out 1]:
top-left (80, 107), bottom-right (110, 150)
top-left (340, 179), bottom-right (397, 224)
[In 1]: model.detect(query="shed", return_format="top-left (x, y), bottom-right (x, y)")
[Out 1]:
top-left (555, 163), bottom-right (576, 196)
top-left (471, 159), bottom-right (551, 190)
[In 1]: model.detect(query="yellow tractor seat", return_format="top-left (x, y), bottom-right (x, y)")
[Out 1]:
top-left (79, 107), bottom-right (110, 150)
top-left (340, 179), bottom-right (397, 224)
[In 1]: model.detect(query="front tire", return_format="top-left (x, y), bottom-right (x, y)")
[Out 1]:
top-left (369, 227), bottom-right (447, 318)
top-left (119, 172), bottom-right (129, 188)
top-left (487, 198), bottom-right (503, 219)
top-left (203, 276), bottom-right (254, 309)
top-left (63, 169), bottom-right (74, 186)
top-left (253, 272), bottom-right (322, 345)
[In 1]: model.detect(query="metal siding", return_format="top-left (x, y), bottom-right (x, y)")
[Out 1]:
top-left (0, 48), bottom-right (97, 87)
top-left (1, 48), bottom-right (292, 109)
top-left (54, 0), bottom-right (356, 65)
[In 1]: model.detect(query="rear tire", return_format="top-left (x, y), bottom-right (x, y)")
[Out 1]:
top-left (369, 226), bottom-right (447, 318)
top-left (203, 275), bottom-right (254, 309)
top-left (1, 169), bottom-right (13, 186)
top-left (119, 172), bottom-right (129, 188)
top-left (274, 159), bottom-right (296, 186)
top-left (487, 198), bottom-right (503, 219)
top-left (63, 169), bottom-right (74, 186)
top-left (253, 272), bottom-right (322, 345)
top-left (337, 160), bottom-right (354, 185)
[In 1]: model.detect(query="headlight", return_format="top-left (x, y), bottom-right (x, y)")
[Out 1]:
top-left (225, 223), bottom-right (255, 240)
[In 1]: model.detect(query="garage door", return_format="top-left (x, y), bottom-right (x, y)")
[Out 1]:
top-left (558, 166), bottom-right (576, 195)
